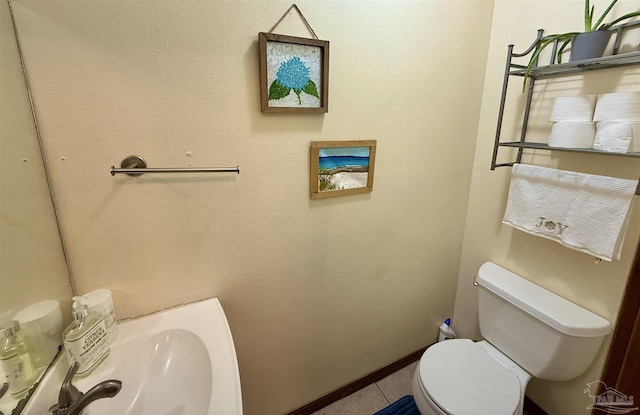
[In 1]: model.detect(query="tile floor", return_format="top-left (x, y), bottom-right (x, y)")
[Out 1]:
top-left (309, 360), bottom-right (533, 415)
top-left (310, 362), bottom-right (419, 415)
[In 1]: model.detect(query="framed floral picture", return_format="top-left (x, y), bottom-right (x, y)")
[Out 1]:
top-left (259, 32), bottom-right (329, 113)
top-left (310, 140), bottom-right (377, 199)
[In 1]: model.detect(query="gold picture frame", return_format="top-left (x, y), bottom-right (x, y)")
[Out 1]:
top-left (259, 32), bottom-right (329, 113)
top-left (310, 140), bottom-right (377, 199)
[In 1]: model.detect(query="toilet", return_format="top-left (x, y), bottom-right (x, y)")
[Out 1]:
top-left (412, 262), bottom-right (611, 415)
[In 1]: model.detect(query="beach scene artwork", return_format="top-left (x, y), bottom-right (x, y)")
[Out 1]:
top-left (310, 140), bottom-right (376, 199)
top-left (319, 146), bottom-right (369, 191)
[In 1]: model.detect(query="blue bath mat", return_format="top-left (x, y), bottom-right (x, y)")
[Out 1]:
top-left (373, 395), bottom-right (420, 415)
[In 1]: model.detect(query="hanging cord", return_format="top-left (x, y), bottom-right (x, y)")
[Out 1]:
top-left (269, 4), bottom-right (319, 39)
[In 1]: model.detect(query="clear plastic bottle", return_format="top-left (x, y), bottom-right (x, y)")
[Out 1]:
top-left (0, 321), bottom-right (37, 397)
top-left (62, 297), bottom-right (110, 377)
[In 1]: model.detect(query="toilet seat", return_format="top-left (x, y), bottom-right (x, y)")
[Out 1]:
top-left (417, 339), bottom-right (521, 415)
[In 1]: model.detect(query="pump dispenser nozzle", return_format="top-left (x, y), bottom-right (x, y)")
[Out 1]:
top-left (72, 297), bottom-right (89, 321)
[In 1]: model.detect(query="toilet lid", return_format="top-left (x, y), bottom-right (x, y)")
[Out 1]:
top-left (419, 339), bottom-right (520, 415)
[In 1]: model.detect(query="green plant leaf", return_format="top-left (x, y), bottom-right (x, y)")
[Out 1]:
top-left (585, 0), bottom-right (593, 31)
top-left (592, 0), bottom-right (619, 31)
top-left (303, 80), bottom-right (320, 99)
top-left (522, 32), bottom-right (579, 91)
top-left (600, 11), bottom-right (640, 29)
top-left (268, 80), bottom-right (291, 100)
top-left (557, 39), bottom-right (572, 63)
top-left (293, 89), bottom-right (302, 105)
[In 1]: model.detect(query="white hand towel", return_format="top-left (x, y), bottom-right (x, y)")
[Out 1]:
top-left (503, 164), bottom-right (637, 261)
top-left (549, 95), bottom-right (597, 122)
top-left (593, 92), bottom-right (640, 122)
top-left (593, 121), bottom-right (632, 153)
top-left (548, 121), bottom-right (596, 148)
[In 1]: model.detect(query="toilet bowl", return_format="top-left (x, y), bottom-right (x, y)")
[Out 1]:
top-left (412, 339), bottom-right (530, 415)
top-left (412, 262), bottom-right (610, 415)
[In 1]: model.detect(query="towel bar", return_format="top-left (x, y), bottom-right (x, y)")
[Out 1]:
top-left (110, 156), bottom-right (239, 176)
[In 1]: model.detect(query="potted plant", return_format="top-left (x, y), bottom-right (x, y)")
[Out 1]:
top-left (523, 0), bottom-right (640, 90)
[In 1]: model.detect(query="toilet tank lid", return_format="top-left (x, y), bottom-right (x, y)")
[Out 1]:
top-left (476, 262), bottom-right (611, 337)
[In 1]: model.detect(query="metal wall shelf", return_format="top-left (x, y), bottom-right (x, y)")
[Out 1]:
top-left (495, 142), bottom-right (640, 164)
top-left (509, 51), bottom-right (640, 78)
top-left (491, 21), bottom-right (640, 195)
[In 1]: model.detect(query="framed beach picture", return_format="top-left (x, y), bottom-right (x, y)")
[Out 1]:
top-left (259, 32), bottom-right (329, 113)
top-left (310, 140), bottom-right (377, 199)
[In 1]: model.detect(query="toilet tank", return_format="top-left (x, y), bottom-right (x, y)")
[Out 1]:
top-left (476, 262), bottom-right (610, 381)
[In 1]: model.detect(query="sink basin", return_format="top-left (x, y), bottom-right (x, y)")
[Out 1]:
top-left (87, 329), bottom-right (212, 414)
top-left (23, 297), bottom-right (242, 415)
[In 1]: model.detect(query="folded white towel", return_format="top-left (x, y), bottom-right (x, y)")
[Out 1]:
top-left (503, 164), bottom-right (637, 261)
top-left (548, 121), bottom-right (596, 148)
top-left (593, 121), bottom-right (633, 152)
top-left (593, 92), bottom-right (640, 122)
top-left (549, 95), bottom-right (597, 122)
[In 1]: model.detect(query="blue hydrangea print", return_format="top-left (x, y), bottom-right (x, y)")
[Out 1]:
top-left (276, 57), bottom-right (309, 90)
top-left (269, 57), bottom-right (319, 105)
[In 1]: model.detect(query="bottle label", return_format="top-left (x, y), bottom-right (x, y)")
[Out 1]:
top-left (88, 303), bottom-right (118, 345)
top-left (104, 307), bottom-right (118, 344)
top-left (64, 318), bottom-right (110, 375)
top-left (0, 352), bottom-right (36, 396)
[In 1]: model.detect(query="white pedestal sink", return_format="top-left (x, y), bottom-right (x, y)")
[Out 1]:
top-left (23, 297), bottom-right (242, 415)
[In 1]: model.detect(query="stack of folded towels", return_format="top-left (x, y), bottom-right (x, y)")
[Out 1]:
top-left (593, 92), bottom-right (640, 153)
top-left (548, 95), bottom-right (597, 148)
top-left (547, 91), bottom-right (640, 153)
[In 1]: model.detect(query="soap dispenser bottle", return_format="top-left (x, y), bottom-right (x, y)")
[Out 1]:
top-left (0, 321), bottom-right (37, 397)
top-left (62, 297), bottom-right (110, 377)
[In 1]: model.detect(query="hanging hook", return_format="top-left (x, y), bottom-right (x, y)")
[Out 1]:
top-left (268, 4), bottom-right (319, 39)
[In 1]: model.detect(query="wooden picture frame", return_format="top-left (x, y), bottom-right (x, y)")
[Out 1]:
top-left (259, 32), bottom-right (329, 113)
top-left (310, 140), bottom-right (377, 199)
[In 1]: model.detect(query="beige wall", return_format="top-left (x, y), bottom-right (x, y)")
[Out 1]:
top-left (10, 1), bottom-right (493, 413)
top-left (455, 1), bottom-right (640, 415)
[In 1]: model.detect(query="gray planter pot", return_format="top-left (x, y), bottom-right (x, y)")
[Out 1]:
top-left (569, 30), bottom-right (612, 62)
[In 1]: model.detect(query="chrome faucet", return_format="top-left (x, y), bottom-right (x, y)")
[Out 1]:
top-left (49, 362), bottom-right (121, 415)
